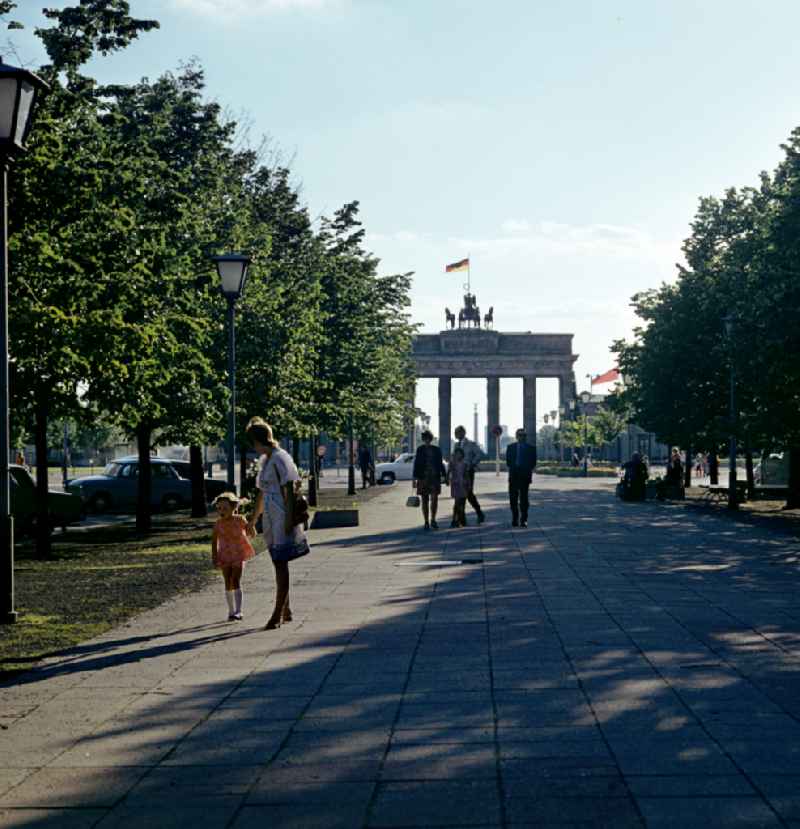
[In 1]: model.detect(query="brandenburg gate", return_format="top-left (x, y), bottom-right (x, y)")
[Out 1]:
top-left (411, 292), bottom-right (578, 459)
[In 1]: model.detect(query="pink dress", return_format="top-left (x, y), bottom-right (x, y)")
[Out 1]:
top-left (213, 515), bottom-right (256, 567)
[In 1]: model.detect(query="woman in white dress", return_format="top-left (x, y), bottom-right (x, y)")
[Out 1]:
top-left (245, 417), bottom-right (310, 630)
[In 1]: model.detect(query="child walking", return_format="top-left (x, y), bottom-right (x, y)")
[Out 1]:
top-left (449, 447), bottom-right (468, 528)
top-left (212, 492), bottom-right (255, 621)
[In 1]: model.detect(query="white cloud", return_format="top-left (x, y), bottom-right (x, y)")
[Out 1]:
top-left (489, 219), bottom-right (679, 264)
top-left (170, 0), bottom-right (336, 17)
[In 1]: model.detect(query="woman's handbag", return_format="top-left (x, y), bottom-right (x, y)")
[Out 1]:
top-left (406, 495), bottom-right (421, 508)
top-left (292, 484), bottom-right (310, 527)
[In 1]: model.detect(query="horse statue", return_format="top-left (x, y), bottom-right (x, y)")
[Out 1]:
top-left (458, 293), bottom-right (481, 329)
top-left (483, 306), bottom-right (494, 329)
top-left (444, 307), bottom-right (456, 330)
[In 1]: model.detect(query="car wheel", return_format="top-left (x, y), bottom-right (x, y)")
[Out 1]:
top-left (90, 493), bottom-right (111, 514)
top-left (162, 494), bottom-right (182, 512)
top-left (380, 472), bottom-right (396, 485)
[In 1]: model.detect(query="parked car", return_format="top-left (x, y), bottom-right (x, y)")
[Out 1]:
top-left (164, 459), bottom-right (228, 501)
top-left (375, 452), bottom-right (448, 484)
top-left (66, 457), bottom-right (194, 513)
top-left (754, 453), bottom-right (789, 485)
top-left (10, 464), bottom-right (83, 535)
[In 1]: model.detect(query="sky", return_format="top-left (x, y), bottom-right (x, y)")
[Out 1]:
top-left (8, 0), bottom-right (800, 447)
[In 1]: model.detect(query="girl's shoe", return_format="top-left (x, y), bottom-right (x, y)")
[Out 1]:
top-left (264, 616), bottom-right (281, 630)
top-left (281, 609), bottom-right (293, 623)
top-left (227, 613), bottom-right (236, 622)
top-left (430, 520), bottom-right (438, 529)
top-left (233, 612), bottom-right (243, 621)
top-left (424, 522), bottom-right (430, 530)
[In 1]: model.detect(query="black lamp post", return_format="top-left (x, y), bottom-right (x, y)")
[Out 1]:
top-left (580, 390), bottom-right (591, 477)
top-left (723, 313), bottom-right (738, 510)
top-left (212, 253), bottom-right (251, 492)
top-left (0, 58), bottom-right (49, 625)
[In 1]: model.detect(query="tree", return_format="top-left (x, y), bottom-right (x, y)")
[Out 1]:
top-left (6, 0), bottom-right (160, 555)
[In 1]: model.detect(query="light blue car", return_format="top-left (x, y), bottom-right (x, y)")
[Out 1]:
top-left (66, 456), bottom-right (194, 514)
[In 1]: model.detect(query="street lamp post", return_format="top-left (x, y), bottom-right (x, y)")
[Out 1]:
top-left (580, 390), bottom-right (592, 478)
top-left (212, 253), bottom-right (251, 493)
top-left (724, 314), bottom-right (738, 510)
top-left (0, 59), bottom-right (49, 624)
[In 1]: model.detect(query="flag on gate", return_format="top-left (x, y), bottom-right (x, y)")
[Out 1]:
top-left (445, 257), bottom-right (469, 273)
top-left (591, 368), bottom-right (620, 385)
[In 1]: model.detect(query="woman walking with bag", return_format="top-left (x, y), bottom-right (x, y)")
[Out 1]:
top-left (245, 417), bottom-right (310, 630)
top-left (412, 430), bottom-right (447, 530)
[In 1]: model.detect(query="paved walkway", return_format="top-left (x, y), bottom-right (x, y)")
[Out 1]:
top-left (2, 475), bottom-right (800, 828)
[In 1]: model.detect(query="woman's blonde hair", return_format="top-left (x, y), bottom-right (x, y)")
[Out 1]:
top-left (246, 416), bottom-right (277, 448)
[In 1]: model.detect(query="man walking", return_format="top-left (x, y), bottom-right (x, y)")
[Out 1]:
top-left (453, 425), bottom-right (485, 524)
top-left (358, 444), bottom-right (373, 489)
top-left (506, 428), bottom-right (537, 527)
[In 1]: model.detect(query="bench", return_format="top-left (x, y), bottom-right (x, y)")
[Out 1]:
top-left (753, 485), bottom-right (788, 499)
top-left (701, 482), bottom-right (748, 503)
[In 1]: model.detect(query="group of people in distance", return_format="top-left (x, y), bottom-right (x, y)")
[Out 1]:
top-left (620, 446), bottom-right (686, 502)
top-left (411, 424), bottom-right (537, 529)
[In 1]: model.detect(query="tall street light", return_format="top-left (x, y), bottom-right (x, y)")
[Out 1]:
top-left (580, 390), bottom-right (592, 478)
top-left (0, 58), bottom-right (49, 624)
top-left (212, 253), bottom-right (251, 492)
top-left (723, 313), bottom-right (738, 510)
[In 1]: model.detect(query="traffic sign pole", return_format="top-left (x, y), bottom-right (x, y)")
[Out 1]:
top-left (491, 425), bottom-right (503, 477)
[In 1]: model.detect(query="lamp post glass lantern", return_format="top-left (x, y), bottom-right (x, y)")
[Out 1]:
top-left (212, 253), bottom-right (251, 492)
top-left (0, 58), bottom-right (48, 625)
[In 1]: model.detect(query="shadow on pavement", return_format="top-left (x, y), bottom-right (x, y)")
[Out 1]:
top-left (2, 485), bottom-right (800, 827)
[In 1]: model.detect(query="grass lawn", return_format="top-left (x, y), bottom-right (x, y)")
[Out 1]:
top-left (0, 481), bottom-right (385, 680)
top-left (0, 513), bottom-right (218, 679)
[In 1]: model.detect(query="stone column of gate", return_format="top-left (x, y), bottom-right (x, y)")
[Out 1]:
top-left (487, 376), bottom-right (500, 460)
top-left (407, 385), bottom-right (417, 454)
top-left (523, 376), bottom-right (537, 446)
top-left (438, 376), bottom-right (452, 459)
top-left (558, 374), bottom-right (574, 417)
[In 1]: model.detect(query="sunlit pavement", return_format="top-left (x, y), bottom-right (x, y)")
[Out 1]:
top-left (2, 473), bottom-right (800, 827)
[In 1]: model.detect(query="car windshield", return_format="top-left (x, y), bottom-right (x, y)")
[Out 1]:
top-left (103, 463), bottom-right (122, 477)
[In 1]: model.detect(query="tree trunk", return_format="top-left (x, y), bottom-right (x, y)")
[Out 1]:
top-left (291, 436), bottom-right (300, 466)
top-left (709, 450), bottom-right (719, 485)
top-left (136, 425), bottom-right (152, 533)
top-left (744, 444), bottom-right (755, 502)
top-left (34, 389), bottom-right (51, 559)
top-left (683, 444), bottom-right (692, 489)
top-left (786, 447), bottom-right (800, 509)
top-left (190, 444), bottom-right (207, 518)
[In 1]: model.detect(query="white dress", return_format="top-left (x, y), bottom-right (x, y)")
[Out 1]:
top-left (256, 448), bottom-right (310, 562)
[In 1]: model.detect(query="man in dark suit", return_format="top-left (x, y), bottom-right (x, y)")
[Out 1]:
top-left (506, 428), bottom-right (537, 527)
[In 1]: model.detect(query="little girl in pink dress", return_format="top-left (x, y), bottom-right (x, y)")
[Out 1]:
top-left (212, 493), bottom-right (255, 620)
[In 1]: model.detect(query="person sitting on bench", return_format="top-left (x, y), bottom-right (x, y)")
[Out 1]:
top-left (621, 452), bottom-right (648, 501)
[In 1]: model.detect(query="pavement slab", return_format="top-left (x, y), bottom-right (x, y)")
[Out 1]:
top-left (4, 475), bottom-right (800, 827)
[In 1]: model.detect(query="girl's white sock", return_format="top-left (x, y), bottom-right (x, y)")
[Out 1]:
top-left (225, 591), bottom-right (235, 614)
top-left (234, 589), bottom-right (243, 614)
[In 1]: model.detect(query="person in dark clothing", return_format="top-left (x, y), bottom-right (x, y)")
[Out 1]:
top-left (657, 447), bottom-right (684, 500)
top-left (412, 430), bottom-right (447, 530)
top-left (621, 452), bottom-right (648, 501)
top-left (506, 428), bottom-right (537, 527)
top-left (358, 444), bottom-right (373, 489)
